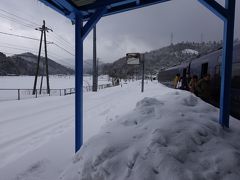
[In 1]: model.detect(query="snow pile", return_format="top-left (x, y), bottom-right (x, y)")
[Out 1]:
top-left (60, 91), bottom-right (240, 180)
top-left (182, 49), bottom-right (199, 55)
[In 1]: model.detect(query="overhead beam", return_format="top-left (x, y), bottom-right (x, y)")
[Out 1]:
top-left (198, 0), bottom-right (227, 20)
top-left (105, 0), bottom-right (171, 18)
top-left (51, 0), bottom-right (77, 12)
top-left (78, 0), bottom-right (127, 10)
top-left (39, 0), bottom-right (76, 21)
top-left (82, 7), bottom-right (107, 40)
top-left (40, 0), bottom-right (171, 21)
top-left (39, 0), bottom-right (70, 17)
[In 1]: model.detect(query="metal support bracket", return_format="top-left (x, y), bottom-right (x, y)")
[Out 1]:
top-left (82, 7), bottom-right (107, 40)
top-left (198, 0), bottom-right (227, 20)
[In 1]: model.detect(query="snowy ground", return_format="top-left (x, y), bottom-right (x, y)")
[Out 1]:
top-left (0, 75), bottom-right (111, 101)
top-left (0, 80), bottom-right (240, 180)
top-left (0, 75), bottom-right (110, 89)
top-left (0, 75), bottom-right (74, 89)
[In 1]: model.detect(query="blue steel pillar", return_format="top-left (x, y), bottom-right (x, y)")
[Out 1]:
top-left (198, 0), bottom-right (236, 128)
top-left (74, 8), bottom-right (106, 152)
top-left (75, 12), bottom-right (83, 152)
top-left (220, 0), bottom-right (236, 128)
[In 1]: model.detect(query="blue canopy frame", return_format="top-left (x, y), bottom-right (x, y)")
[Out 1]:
top-left (38, 0), bottom-right (236, 152)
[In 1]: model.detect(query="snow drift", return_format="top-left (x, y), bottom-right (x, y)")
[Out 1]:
top-left (60, 89), bottom-right (240, 180)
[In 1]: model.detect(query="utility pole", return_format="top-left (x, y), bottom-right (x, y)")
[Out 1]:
top-left (39, 55), bottom-right (45, 94)
top-left (170, 32), bottom-right (173, 45)
top-left (141, 54), bottom-right (145, 93)
top-left (33, 20), bottom-right (52, 95)
top-left (201, 33), bottom-right (204, 43)
top-left (92, 25), bottom-right (98, 92)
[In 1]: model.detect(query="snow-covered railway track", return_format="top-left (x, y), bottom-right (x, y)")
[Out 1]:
top-left (0, 102), bottom-right (73, 126)
top-left (0, 96), bottom-right (74, 168)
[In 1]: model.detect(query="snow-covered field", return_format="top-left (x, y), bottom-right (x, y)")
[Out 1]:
top-left (0, 75), bottom-right (111, 101)
top-left (0, 75), bottom-right (110, 89)
top-left (0, 80), bottom-right (240, 180)
top-left (0, 76), bottom-right (74, 89)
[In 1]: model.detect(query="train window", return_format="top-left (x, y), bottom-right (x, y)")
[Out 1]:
top-left (232, 63), bottom-right (240, 89)
top-left (201, 63), bottom-right (208, 78)
top-left (218, 55), bottom-right (222, 64)
top-left (232, 63), bottom-right (240, 77)
top-left (215, 65), bottom-right (221, 75)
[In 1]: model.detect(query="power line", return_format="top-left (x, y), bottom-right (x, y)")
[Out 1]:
top-left (0, 8), bottom-right (40, 27)
top-left (0, 13), bottom-right (36, 29)
top-left (51, 32), bottom-right (74, 49)
top-left (0, 8), bottom-right (74, 51)
top-left (0, 31), bottom-right (74, 58)
top-left (0, 44), bottom-right (53, 58)
top-left (48, 33), bottom-right (74, 52)
top-left (0, 9), bottom-right (75, 58)
top-left (53, 43), bottom-right (74, 56)
top-left (0, 42), bottom-right (73, 66)
top-left (0, 31), bottom-right (53, 43)
top-left (0, 44), bottom-right (38, 53)
top-left (1, 42), bottom-right (39, 51)
top-left (48, 56), bottom-right (74, 68)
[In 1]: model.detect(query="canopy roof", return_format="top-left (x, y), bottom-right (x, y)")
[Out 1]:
top-left (39, 0), bottom-right (170, 21)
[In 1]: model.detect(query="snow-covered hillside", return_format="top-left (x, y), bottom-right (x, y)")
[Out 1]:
top-left (182, 48), bottom-right (199, 55)
top-left (0, 81), bottom-right (239, 180)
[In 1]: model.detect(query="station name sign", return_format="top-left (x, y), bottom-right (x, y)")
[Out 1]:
top-left (126, 53), bottom-right (141, 65)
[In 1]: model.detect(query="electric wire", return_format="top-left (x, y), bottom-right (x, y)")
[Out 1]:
top-left (0, 13), bottom-right (36, 29)
top-left (0, 31), bottom-right (52, 42)
top-left (0, 9), bottom-right (75, 65)
top-left (0, 10), bottom-right (75, 52)
top-left (0, 8), bottom-right (40, 27)
top-left (53, 43), bottom-right (75, 56)
top-left (0, 31), bottom-right (74, 62)
top-left (0, 43), bottom-right (73, 67)
top-left (51, 32), bottom-right (74, 49)
top-left (0, 44), bottom-right (38, 54)
top-left (48, 33), bottom-right (74, 52)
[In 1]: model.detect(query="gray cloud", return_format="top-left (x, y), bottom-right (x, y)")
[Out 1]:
top-left (0, 0), bottom-right (239, 64)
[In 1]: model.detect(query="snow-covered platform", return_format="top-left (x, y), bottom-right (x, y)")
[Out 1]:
top-left (0, 81), bottom-right (239, 180)
top-left (61, 82), bottom-right (240, 180)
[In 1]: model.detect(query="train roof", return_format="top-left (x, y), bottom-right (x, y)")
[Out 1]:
top-left (190, 42), bottom-right (240, 65)
top-left (162, 42), bottom-right (240, 71)
top-left (164, 62), bottom-right (190, 71)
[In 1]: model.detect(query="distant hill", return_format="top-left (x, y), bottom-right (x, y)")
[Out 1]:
top-left (0, 52), bottom-right (74, 76)
top-left (103, 41), bottom-right (222, 79)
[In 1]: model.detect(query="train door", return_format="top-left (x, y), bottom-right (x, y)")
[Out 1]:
top-left (201, 63), bottom-right (208, 78)
top-left (182, 68), bottom-right (187, 76)
top-left (187, 63), bottom-right (191, 75)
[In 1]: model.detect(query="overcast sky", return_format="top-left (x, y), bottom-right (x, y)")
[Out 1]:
top-left (0, 0), bottom-right (239, 66)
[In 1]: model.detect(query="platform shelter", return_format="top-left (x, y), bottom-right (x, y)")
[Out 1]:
top-left (38, 0), bottom-right (236, 152)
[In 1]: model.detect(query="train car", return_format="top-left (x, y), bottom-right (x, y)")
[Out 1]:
top-left (158, 43), bottom-right (240, 119)
top-left (157, 62), bottom-right (190, 87)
